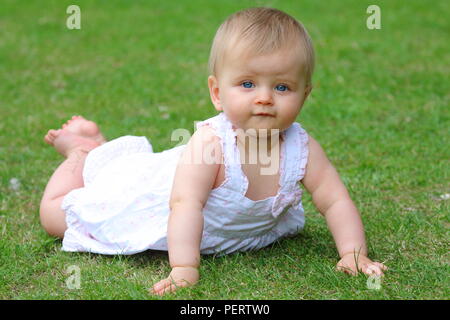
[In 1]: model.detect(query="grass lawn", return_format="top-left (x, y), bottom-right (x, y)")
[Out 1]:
top-left (0, 0), bottom-right (448, 299)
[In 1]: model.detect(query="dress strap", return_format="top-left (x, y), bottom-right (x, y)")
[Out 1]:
top-left (195, 113), bottom-right (309, 196)
top-left (195, 113), bottom-right (246, 193)
top-left (280, 122), bottom-right (309, 189)
top-left (270, 122), bottom-right (309, 218)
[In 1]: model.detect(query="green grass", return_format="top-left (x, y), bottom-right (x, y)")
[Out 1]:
top-left (0, 0), bottom-right (448, 299)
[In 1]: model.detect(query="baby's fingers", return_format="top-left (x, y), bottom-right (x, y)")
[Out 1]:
top-left (373, 262), bottom-right (388, 271)
top-left (150, 276), bottom-right (192, 296)
top-left (150, 278), bottom-right (177, 296)
top-left (362, 263), bottom-right (384, 276)
top-left (336, 263), bottom-right (358, 276)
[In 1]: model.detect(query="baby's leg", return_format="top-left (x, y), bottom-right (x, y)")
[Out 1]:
top-left (40, 149), bottom-right (89, 238)
top-left (40, 121), bottom-right (103, 238)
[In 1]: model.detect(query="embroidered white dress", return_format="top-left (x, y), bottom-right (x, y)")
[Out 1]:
top-left (61, 112), bottom-right (309, 255)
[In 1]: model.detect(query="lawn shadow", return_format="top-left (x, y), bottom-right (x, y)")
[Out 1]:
top-left (109, 222), bottom-right (338, 269)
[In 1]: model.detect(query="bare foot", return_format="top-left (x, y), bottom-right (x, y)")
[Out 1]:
top-left (44, 129), bottom-right (100, 158)
top-left (61, 115), bottom-right (106, 145)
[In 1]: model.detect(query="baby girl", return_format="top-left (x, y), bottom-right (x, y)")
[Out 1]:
top-left (39, 7), bottom-right (387, 295)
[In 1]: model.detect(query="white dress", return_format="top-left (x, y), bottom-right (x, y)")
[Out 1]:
top-left (61, 112), bottom-right (309, 255)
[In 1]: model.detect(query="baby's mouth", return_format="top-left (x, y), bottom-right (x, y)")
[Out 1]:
top-left (254, 112), bottom-right (275, 117)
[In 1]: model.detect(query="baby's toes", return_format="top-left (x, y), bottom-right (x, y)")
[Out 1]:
top-left (44, 133), bottom-right (52, 144)
top-left (44, 129), bottom-right (60, 144)
top-left (51, 129), bottom-right (61, 137)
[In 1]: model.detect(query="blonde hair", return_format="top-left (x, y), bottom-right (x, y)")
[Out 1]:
top-left (208, 7), bottom-right (315, 86)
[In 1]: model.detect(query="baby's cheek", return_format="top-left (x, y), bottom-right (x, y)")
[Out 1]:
top-left (224, 93), bottom-right (248, 115)
top-left (287, 96), bottom-right (303, 115)
top-left (227, 90), bottom-right (247, 106)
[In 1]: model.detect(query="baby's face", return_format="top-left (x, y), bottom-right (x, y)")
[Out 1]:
top-left (208, 47), bottom-right (310, 135)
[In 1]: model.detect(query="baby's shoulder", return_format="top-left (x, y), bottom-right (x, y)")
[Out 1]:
top-left (194, 123), bottom-right (220, 139)
top-left (191, 124), bottom-right (223, 148)
top-left (181, 124), bottom-right (223, 165)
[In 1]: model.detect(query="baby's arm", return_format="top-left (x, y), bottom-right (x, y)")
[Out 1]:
top-left (301, 135), bottom-right (387, 276)
top-left (151, 125), bottom-right (222, 295)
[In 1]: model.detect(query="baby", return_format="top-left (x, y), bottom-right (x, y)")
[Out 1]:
top-left (40, 7), bottom-right (387, 296)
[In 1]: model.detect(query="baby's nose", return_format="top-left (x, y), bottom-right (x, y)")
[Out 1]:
top-left (255, 88), bottom-right (274, 105)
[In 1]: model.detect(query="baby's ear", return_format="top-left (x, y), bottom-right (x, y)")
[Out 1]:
top-left (208, 75), bottom-right (222, 111)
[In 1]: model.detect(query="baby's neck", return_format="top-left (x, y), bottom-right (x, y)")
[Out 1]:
top-left (235, 130), bottom-right (282, 166)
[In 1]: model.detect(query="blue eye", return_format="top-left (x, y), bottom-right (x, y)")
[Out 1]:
top-left (275, 84), bottom-right (288, 91)
top-left (241, 81), bottom-right (254, 89)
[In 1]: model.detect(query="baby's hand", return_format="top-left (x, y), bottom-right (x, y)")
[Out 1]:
top-left (150, 266), bottom-right (199, 296)
top-left (336, 252), bottom-right (388, 276)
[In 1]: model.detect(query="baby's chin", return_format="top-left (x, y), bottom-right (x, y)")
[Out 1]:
top-left (232, 126), bottom-right (285, 139)
top-left (229, 118), bottom-right (290, 138)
